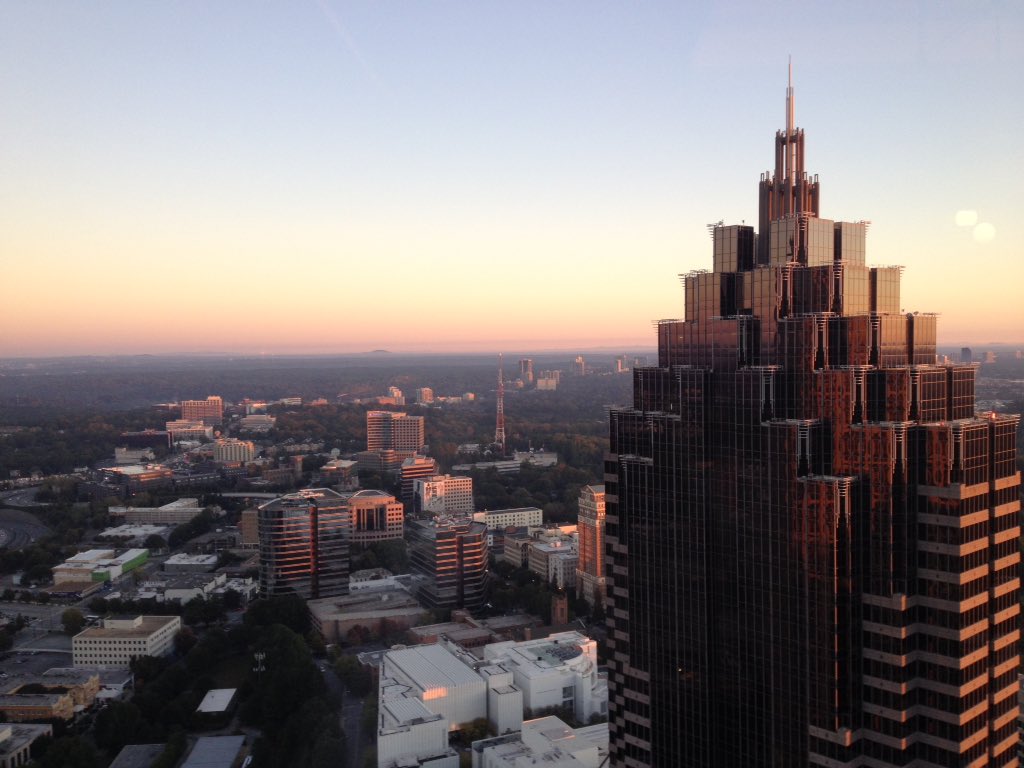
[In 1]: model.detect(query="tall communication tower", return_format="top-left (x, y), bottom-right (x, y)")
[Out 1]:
top-left (494, 353), bottom-right (506, 457)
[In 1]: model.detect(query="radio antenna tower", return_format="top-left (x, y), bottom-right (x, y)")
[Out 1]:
top-left (494, 353), bottom-right (506, 457)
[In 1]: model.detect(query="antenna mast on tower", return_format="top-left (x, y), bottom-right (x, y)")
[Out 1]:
top-left (494, 353), bottom-right (506, 457)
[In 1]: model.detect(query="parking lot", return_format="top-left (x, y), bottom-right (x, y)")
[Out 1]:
top-left (0, 648), bottom-right (74, 679)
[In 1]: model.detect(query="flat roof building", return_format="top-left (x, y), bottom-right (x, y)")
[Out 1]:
top-left (109, 497), bottom-right (205, 525)
top-left (482, 632), bottom-right (606, 725)
top-left (181, 736), bottom-right (246, 768)
top-left (471, 716), bottom-right (609, 768)
top-left (0, 723), bottom-right (52, 767)
top-left (196, 689), bottom-right (236, 715)
top-left (378, 632), bottom-right (608, 768)
top-left (72, 615), bottom-right (182, 669)
top-left (308, 584), bottom-right (425, 644)
top-left (473, 507), bottom-right (543, 531)
top-left (108, 744), bottom-right (166, 768)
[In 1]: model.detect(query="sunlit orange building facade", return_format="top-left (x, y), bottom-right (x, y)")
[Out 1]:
top-left (576, 484), bottom-right (607, 609)
top-left (257, 488), bottom-right (350, 599)
top-left (605, 75), bottom-right (1021, 767)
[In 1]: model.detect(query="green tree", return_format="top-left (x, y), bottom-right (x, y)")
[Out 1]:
top-left (459, 717), bottom-right (493, 744)
top-left (61, 607), bottom-right (85, 635)
top-left (173, 627), bottom-right (198, 656)
top-left (311, 734), bottom-right (348, 768)
top-left (93, 701), bottom-right (144, 752)
top-left (34, 736), bottom-right (99, 768)
top-left (244, 593), bottom-right (311, 636)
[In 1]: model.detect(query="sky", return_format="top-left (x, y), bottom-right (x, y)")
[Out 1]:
top-left (0, 1), bottom-right (1021, 356)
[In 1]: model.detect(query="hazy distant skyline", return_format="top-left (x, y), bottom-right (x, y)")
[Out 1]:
top-left (1, 2), bottom-right (1021, 356)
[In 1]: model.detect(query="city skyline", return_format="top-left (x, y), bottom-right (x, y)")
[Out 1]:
top-left (1, 3), bottom-right (1021, 356)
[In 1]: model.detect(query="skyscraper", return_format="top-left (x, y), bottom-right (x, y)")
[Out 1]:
top-left (257, 488), bottom-right (350, 599)
top-left (605, 72), bottom-right (1021, 767)
top-left (407, 516), bottom-right (488, 611)
top-left (366, 410), bottom-right (426, 453)
top-left (345, 489), bottom-right (404, 545)
top-left (576, 484), bottom-right (607, 609)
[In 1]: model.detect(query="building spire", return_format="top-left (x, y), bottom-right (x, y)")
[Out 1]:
top-left (785, 56), bottom-right (795, 181)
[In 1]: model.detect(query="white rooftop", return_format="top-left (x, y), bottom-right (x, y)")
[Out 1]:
top-left (385, 644), bottom-right (482, 692)
top-left (161, 498), bottom-right (201, 509)
top-left (383, 696), bottom-right (440, 726)
top-left (68, 550), bottom-right (114, 563)
top-left (166, 554), bottom-right (219, 565)
top-left (196, 688), bottom-right (236, 714)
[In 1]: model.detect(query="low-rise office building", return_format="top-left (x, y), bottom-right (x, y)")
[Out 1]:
top-left (163, 553), bottom-right (219, 573)
top-left (165, 420), bottom-right (214, 442)
top-left (308, 584), bottom-right (424, 644)
top-left (0, 723), bottom-right (52, 768)
top-left (109, 497), bottom-right (205, 525)
top-left (0, 694), bottom-right (74, 723)
top-left (72, 615), bottom-right (182, 669)
top-left (1, 669), bottom-right (101, 710)
top-left (53, 548), bottom-right (149, 585)
top-left (238, 414), bottom-right (276, 432)
top-left (472, 507), bottom-right (542, 531)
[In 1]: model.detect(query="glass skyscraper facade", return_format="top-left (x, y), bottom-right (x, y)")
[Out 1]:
top-left (407, 516), bottom-right (489, 611)
top-left (257, 488), bottom-right (350, 599)
top-left (605, 77), bottom-right (1021, 767)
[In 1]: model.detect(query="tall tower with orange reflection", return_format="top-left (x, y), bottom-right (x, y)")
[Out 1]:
top-left (604, 70), bottom-right (1021, 768)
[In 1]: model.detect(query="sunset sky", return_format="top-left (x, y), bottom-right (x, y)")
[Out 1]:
top-left (1, 2), bottom-right (1021, 356)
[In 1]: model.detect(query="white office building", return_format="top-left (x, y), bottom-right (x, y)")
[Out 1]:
top-left (415, 474), bottom-right (474, 515)
top-left (482, 633), bottom-right (606, 724)
top-left (472, 507), bottom-right (543, 531)
top-left (377, 632), bottom-right (606, 768)
top-left (471, 716), bottom-right (609, 768)
top-left (72, 616), bottom-right (182, 669)
top-left (213, 438), bottom-right (256, 463)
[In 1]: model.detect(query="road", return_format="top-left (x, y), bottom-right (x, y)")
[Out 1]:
top-left (320, 663), bottom-right (366, 766)
top-left (0, 506), bottom-right (50, 550)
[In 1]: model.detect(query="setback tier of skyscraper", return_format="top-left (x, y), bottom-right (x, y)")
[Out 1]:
top-left (604, 73), bottom-right (1021, 768)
